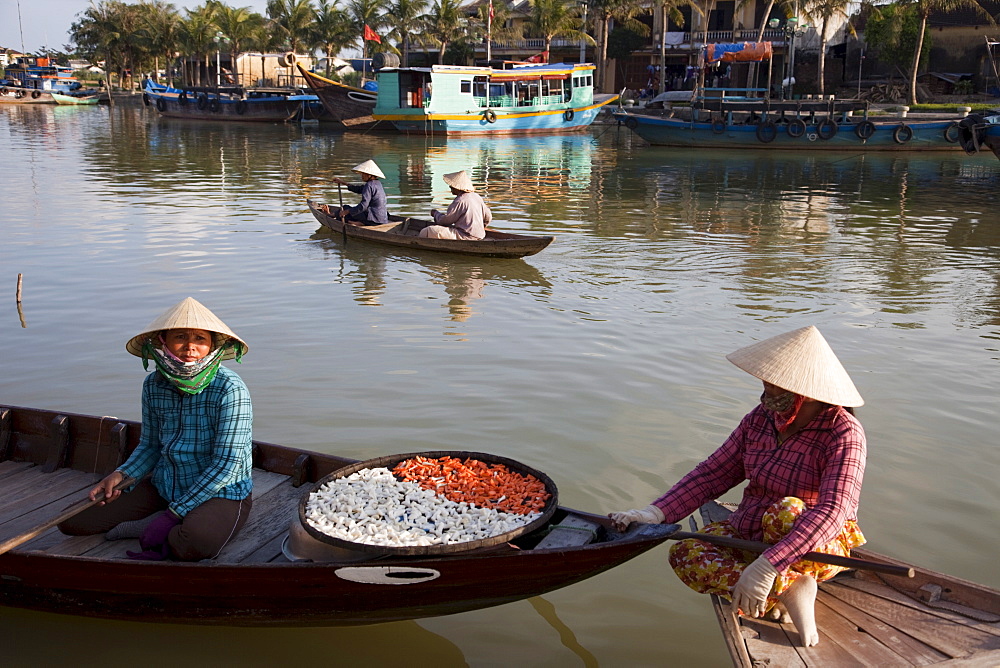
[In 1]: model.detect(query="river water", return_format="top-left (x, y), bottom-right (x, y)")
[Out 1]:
top-left (2, 103), bottom-right (999, 666)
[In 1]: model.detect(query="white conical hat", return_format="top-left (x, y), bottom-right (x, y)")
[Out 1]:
top-left (351, 159), bottom-right (385, 179)
top-left (126, 297), bottom-right (248, 360)
top-left (443, 170), bottom-right (476, 192)
top-left (726, 326), bottom-right (863, 407)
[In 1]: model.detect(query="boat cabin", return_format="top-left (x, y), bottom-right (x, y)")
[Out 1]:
top-left (4, 57), bottom-right (82, 93)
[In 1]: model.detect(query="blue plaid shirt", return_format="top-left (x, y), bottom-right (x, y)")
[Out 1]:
top-left (119, 366), bottom-right (253, 517)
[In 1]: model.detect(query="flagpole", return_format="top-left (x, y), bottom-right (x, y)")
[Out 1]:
top-left (487, 0), bottom-right (493, 64)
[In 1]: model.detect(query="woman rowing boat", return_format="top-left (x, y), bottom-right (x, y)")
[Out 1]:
top-left (59, 297), bottom-right (254, 561)
top-left (610, 326), bottom-right (866, 647)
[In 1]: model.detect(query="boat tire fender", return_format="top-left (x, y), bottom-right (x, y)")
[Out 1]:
top-left (197, 93), bottom-right (208, 110)
top-left (235, 99), bottom-right (248, 115)
top-left (855, 120), bottom-right (876, 140)
top-left (893, 123), bottom-right (913, 144)
top-left (31, 90), bottom-right (41, 99)
top-left (787, 118), bottom-right (807, 138)
top-left (957, 114), bottom-right (986, 154)
top-left (178, 91), bottom-right (188, 106)
top-left (817, 118), bottom-right (838, 140)
top-left (711, 118), bottom-right (726, 134)
top-left (944, 121), bottom-right (961, 143)
top-left (142, 92), bottom-right (150, 106)
top-left (155, 97), bottom-right (167, 112)
top-left (0, 87), bottom-right (7, 95)
top-left (484, 109), bottom-right (497, 123)
top-left (564, 109), bottom-right (574, 122)
top-left (209, 97), bottom-right (221, 113)
top-left (756, 120), bottom-right (777, 143)
top-left (624, 116), bottom-right (638, 129)
top-left (15, 89), bottom-right (25, 99)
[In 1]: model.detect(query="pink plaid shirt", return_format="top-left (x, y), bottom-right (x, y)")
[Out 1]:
top-left (652, 404), bottom-right (866, 571)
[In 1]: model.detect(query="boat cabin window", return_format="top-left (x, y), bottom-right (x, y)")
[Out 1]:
top-left (460, 79), bottom-right (472, 94)
top-left (397, 70), bottom-right (431, 108)
top-left (473, 77), bottom-right (489, 107)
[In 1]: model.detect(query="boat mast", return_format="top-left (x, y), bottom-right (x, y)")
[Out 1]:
top-left (16, 0), bottom-right (26, 53)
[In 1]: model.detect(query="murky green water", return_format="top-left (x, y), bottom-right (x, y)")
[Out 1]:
top-left (2, 103), bottom-right (998, 666)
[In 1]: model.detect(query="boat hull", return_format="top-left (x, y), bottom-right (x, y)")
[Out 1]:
top-left (614, 111), bottom-right (968, 151)
top-left (0, 405), bottom-right (672, 626)
top-left (381, 100), bottom-right (615, 136)
top-left (51, 93), bottom-right (100, 105)
top-left (296, 65), bottom-right (382, 130)
top-left (308, 200), bottom-right (554, 258)
top-left (0, 88), bottom-right (55, 104)
top-left (144, 87), bottom-right (303, 122)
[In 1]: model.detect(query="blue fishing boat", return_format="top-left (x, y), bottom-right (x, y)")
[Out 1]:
top-left (1, 56), bottom-right (84, 104)
top-left (143, 81), bottom-right (309, 122)
top-left (372, 62), bottom-right (618, 135)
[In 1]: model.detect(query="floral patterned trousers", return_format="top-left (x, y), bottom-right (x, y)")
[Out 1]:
top-left (668, 497), bottom-right (865, 609)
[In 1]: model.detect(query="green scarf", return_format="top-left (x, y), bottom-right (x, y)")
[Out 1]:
top-left (141, 338), bottom-right (242, 395)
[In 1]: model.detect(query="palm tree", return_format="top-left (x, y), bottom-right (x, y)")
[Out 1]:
top-left (801, 0), bottom-right (853, 96)
top-left (135, 0), bottom-right (182, 84)
top-left (70, 0), bottom-right (145, 90)
top-left (527, 0), bottom-right (594, 62)
top-left (590, 0), bottom-right (650, 92)
top-left (421, 0), bottom-right (468, 64)
top-left (181, 5), bottom-right (219, 86)
top-left (214, 4), bottom-right (267, 83)
top-left (267, 0), bottom-right (316, 54)
top-left (386, 0), bottom-right (429, 66)
top-left (311, 0), bottom-right (356, 74)
top-left (655, 0), bottom-right (689, 93)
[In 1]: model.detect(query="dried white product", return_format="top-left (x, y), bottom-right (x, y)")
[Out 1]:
top-left (303, 466), bottom-right (541, 547)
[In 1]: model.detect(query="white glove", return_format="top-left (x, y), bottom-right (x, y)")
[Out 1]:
top-left (732, 556), bottom-right (779, 618)
top-left (608, 505), bottom-right (665, 532)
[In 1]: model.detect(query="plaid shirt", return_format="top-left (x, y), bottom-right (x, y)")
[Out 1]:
top-left (652, 404), bottom-right (866, 571)
top-left (119, 366), bottom-right (253, 517)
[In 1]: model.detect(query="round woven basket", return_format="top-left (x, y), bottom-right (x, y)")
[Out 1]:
top-left (298, 450), bottom-right (558, 556)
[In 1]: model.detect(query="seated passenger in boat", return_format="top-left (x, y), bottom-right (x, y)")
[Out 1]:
top-left (59, 297), bottom-right (254, 562)
top-left (332, 159), bottom-right (388, 226)
top-left (418, 170), bottom-right (491, 241)
top-left (609, 326), bottom-right (867, 648)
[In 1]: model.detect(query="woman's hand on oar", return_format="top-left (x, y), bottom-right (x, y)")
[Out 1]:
top-left (0, 474), bottom-right (135, 556)
top-left (89, 469), bottom-right (129, 505)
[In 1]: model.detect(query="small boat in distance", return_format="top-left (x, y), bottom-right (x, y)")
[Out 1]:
top-left (697, 501), bottom-right (1000, 666)
top-left (296, 65), bottom-right (382, 131)
top-left (143, 81), bottom-right (308, 122)
top-left (307, 200), bottom-right (554, 258)
top-left (373, 62), bottom-right (618, 135)
top-left (0, 404), bottom-right (673, 626)
top-left (50, 92), bottom-right (101, 105)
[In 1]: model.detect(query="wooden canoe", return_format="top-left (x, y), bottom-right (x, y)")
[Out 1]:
top-left (307, 200), bottom-right (555, 259)
top-left (0, 405), bottom-right (677, 626)
top-left (697, 501), bottom-right (1000, 666)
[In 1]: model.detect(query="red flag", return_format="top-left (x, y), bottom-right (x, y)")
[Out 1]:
top-left (489, 0), bottom-right (495, 20)
top-left (363, 25), bottom-right (381, 43)
top-left (525, 50), bottom-right (548, 64)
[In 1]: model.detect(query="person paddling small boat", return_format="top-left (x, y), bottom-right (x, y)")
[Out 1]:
top-left (59, 297), bottom-right (254, 561)
top-left (332, 159), bottom-right (389, 226)
top-left (609, 326), bottom-right (867, 647)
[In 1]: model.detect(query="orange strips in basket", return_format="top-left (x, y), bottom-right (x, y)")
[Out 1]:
top-left (392, 456), bottom-right (551, 515)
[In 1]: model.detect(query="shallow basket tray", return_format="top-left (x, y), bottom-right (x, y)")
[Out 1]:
top-left (298, 450), bottom-right (559, 556)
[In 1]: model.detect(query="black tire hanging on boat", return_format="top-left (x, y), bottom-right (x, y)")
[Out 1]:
top-left (15, 89), bottom-right (25, 99)
top-left (0, 87), bottom-right (8, 95)
top-left (893, 123), bottom-right (913, 144)
top-left (235, 99), bottom-right (248, 115)
top-left (817, 118), bottom-right (838, 140)
top-left (209, 96), bottom-right (221, 113)
top-left (943, 121), bottom-right (961, 143)
top-left (787, 118), bottom-right (807, 138)
top-left (563, 109), bottom-right (575, 122)
top-left (197, 93), bottom-right (208, 110)
top-left (756, 119), bottom-right (778, 143)
top-left (957, 114), bottom-right (986, 154)
top-left (178, 91), bottom-right (188, 106)
top-left (711, 118), bottom-right (726, 134)
top-left (142, 92), bottom-right (150, 106)
top-left (31, 90), bottom-right (41, 99)
top-left (855, 120), bottom-right (876, 140)
top-left (484, 109), bottom-right (497, 123)
top-left (624, 116), bottom-right (638, 129)
top-left (155, 97), bottom-right (167, 112)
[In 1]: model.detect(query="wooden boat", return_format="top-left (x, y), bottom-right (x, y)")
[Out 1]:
top-left (50, 92), bottom-right (100, 106)
top-left (143, 82), bottom-right (305, 123)
top-left (613, 100), bottom-right (975, 152)
top-left (697, 501), bottom-right (1000, 666)
top-left (307, 200), bottom-right (555, 259)
top-left (372, 62), bottom-right (618, 135)
top-left (296, 64), bottom-right (382, 131)
top-left (0, 404), bottom-right (676, 626)
top-left (1, 56), bottom-right (82, 104)
top-left (0, 85), bottom-right (54, 104)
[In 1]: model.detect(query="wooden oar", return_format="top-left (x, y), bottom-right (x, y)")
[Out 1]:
top-left (337, 183), bottom-right (347, 244)
top-left (0, 475), bottom-right (136, 556)
top-left (668, 530), bottom-right (915, 578)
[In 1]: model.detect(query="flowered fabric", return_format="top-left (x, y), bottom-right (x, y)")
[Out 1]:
top-left (668, 497), bottom-right (866, 610)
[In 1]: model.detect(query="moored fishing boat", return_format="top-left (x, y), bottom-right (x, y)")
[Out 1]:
top-left (50, 92), bottom-right (101, 106)
top-left (372, 62), bottom-right (617, 135)
top-left (0, 404), bottom-right (675, 626)
top-left (696, 501), bottom-right (1000, 666)
top-left (1, 56), bottom-right (83, 104)
top-left (296, 64), bottom-right (382, 130)
top-left (143, 82), bottom-right (307, 122)
top-left (307, 200), bottom-right (554, 258)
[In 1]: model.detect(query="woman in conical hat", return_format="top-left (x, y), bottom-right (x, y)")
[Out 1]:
top-left (60, 298), bottom-right (254, 562)
top-left (609, 326), bottom-right (867, 648)
top-left (418, 170), bottom-right (492, 241)
top-left (332, 158), bottom-right (388, 226)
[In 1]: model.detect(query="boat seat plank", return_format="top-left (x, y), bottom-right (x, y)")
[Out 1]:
top-left (812, 594), bottom-right (926, 666)
top-left (251, 468), bottom-right (290, 498)
top-left (934, 649), bottom-right (1000, 667)
top-left (739, 613), bottom-right (810, 667)
top-left (0, 466), bottom-right (86, 500)
top-left (215, 478), bottom-right (314, 564)
top-left (535, 515), bottom-right (599, 550)
top-left (42, 533), bottom-right (110, 556)
top-left (0, 474), bottom-right (96, 533)
top-left (0, 461), bottom-right (35, 480)
top-left (819, 584), bottom-right (950, 665)
top-left (787, 598), bottom-right (876, 666)
top-left (822, 584), bottom-right (1000, 658)
top-left (240, 531), bottom-right (289, 564)
top-left (0, 469), bottom-right (97, 519)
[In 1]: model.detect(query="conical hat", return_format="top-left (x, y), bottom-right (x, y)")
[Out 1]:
top-left (443, 170), bottom-right (476, 192)
top-left (351, 159), bottom-right (385, 179)
top-left (725, 326), bottom-right (863, 407)
top-left (126, 297), bottom-right (248, 360)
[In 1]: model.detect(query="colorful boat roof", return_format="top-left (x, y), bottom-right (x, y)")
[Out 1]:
top-left (384, 62), bottom-right (595, 81)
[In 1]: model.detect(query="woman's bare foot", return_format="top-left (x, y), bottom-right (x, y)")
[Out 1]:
top-left (777, 575), bottom-right (819, 647)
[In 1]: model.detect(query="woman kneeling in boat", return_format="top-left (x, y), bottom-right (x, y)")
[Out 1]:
top-left (609, 326), bottom-right (866, 647)
top-left (332, 159), bottom-right (388, 226)
top-left (59, 297), bottom-right (253, 561)
top-left (419, 170), bottom-right (491, 240)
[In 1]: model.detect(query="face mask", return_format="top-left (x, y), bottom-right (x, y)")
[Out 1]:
top-left (761, 391), bottom-right (796, 413)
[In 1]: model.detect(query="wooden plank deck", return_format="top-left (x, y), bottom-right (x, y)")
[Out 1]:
top-left (697, 502), bottom-right (1000, 667)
